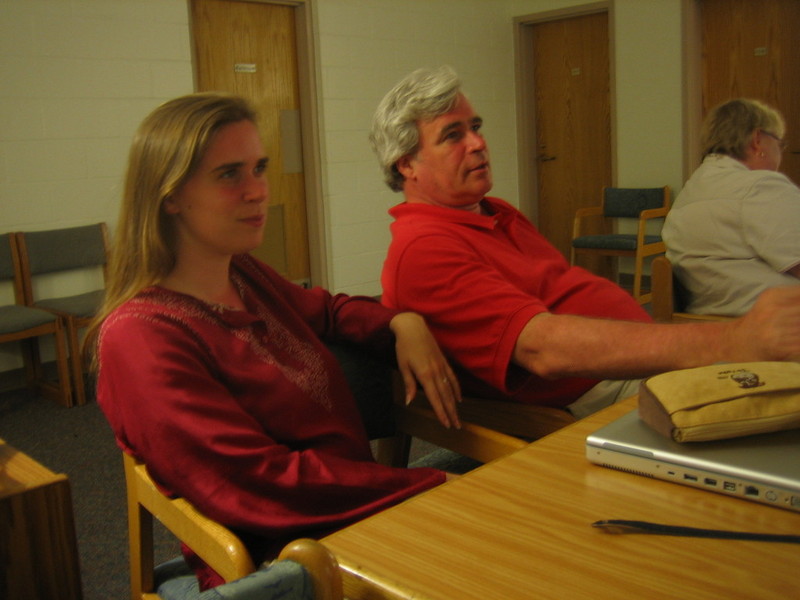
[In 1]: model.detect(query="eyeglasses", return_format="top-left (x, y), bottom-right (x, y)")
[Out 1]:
top-left (762, 130), bottom-right (788, 151)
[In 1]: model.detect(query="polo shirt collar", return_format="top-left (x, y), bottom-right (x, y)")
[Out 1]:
top-left (390, 197), bottom-right (509, 231)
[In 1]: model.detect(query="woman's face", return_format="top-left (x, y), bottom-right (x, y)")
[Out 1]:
top-left (746, 128), bottom-right (785, 171)
top-left (758, 128), bottom-right (785, 171)
top-left (165, 119), bottom-right (269, 260)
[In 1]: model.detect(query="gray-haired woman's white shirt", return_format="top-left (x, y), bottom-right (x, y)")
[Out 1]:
top-left (663, 154), bottom-right (800, 316)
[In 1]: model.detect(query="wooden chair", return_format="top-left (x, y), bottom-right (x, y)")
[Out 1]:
top-left (121, 343), bottom-right (569, 599)
top-left (0, 233), bottom-right (72, 406)
top-left (123, 453), bottom-right (343, 600)
top-left (329, 341), bottom-right (575, 470)
top-left (16, 222), bottom-right (110, 405)
top-left (571, 186), bottom-right (671, 304)
top-left (650, 255), bottom-right (732, 323)
top-left (375, 376), bottom-right (577, 467)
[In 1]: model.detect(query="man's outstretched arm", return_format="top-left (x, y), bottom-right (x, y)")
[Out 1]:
top-left (513, 286), bottom-right (800, 381)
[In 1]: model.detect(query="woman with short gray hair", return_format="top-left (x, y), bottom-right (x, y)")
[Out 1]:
top-left (663, 98), bottom-right (799, 316)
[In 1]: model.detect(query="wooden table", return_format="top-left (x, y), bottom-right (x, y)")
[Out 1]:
top-left (323, 399), bottom-right (800, 599)
top-left (0, 437), bottom-right (83, 600)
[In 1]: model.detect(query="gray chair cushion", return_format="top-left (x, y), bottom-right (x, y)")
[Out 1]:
top-left (21, 224), bottom-right (107, 274)
top-left (34, 289), bottom-right (104, 319)
top-left (0, 304), bottom-right (58, 334)
top-left (156, 558), bottom-right (313, 600)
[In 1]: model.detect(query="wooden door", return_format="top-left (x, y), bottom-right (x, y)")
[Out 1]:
top-left (532, 12), bottom-right (612, 276)
top-left (701, 0), bottom-right (800, 185)
top-left (190, 0), bottom-right (310, 284)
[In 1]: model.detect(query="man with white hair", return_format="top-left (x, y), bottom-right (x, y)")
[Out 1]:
top-left (371, 66), bottom-right (800, 418)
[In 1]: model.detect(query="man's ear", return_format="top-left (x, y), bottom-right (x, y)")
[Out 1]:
top-left (395, 155), bottom-right (415, 181)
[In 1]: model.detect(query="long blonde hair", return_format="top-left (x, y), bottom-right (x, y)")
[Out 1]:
top-left (86, 92), bottom-right (257, 363)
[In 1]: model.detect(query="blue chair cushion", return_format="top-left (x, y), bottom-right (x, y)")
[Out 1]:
top-left (572, 234), bottom-right (662, 251)
top-left (156, 557), bottom-right (314, 600)
top-left (603, 188), bottom-right (665, 218)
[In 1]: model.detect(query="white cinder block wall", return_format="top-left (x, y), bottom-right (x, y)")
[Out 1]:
top-left (0, 0), bottom-right (685, 373)
top-left (317, 0), bottom-right (518, 296)
top-left (0, 0), bottom-right (194, 372)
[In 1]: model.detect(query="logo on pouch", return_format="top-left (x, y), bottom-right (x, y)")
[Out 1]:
top-left (730, 370), bottom-right (765, 389)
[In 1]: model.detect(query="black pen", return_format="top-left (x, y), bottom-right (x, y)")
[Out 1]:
top-left (593, 520), bottom-right (800, 544)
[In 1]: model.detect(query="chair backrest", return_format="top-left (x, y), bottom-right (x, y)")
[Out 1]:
top-left (602, 187), bottom-right (668, 218)
top-left (651, 256), bottom-right (731, 323)
top-left (0, 233), bottom-right (16, 283)
top-left (326, 342), bottom-right (395, 440)
top-left (651, 255), bottom-right (677, 321)
top-left (16, 223), bottom-right (109, 304)
top-left (0, 233), bottom-right (28, 305)
top-left (18, 223), bottom-right (109, 276)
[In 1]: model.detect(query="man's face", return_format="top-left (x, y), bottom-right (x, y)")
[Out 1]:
top-left (398, 94), bottom-right (492, 211)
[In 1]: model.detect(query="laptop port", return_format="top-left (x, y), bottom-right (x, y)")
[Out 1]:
top-left (683, 474), bottom-right (698, 481)
top-left (723, 481), bottom-right (736, 492)
top-left (744, 486), bottom-right (759, 497)
top-left (704, 478), bottom-right (717, 486)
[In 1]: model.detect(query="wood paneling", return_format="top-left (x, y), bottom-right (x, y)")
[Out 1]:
top-left (701, 0), bottom-right (800, 184)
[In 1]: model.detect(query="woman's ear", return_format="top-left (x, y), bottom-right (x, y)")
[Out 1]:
top-left (742, 130), bottom-right (764, 164)
top-left (750, 130), bottom-right (766, 158)
top-left (162, 196), bottom-right (180, 215)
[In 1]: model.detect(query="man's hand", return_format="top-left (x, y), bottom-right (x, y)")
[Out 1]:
top-left (389, 312), bottom-right (462, 428)
top-left (729, 286), bottom-right (800, 362)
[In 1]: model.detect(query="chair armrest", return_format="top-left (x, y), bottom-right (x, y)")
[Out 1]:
top-left (636, 207), bottom-right (669, 254)
top-left (574, 206), bottom-right (604, 218)
top-left (124, 453), bottom-right (255, 583)
top-left (392, 403), bottom-right (527, 464)
top-left (672, 313), bottom-right (733, 323)
top-left (639, 206), bottom-right (669, 220)
top-left (278, 539), bottom-right (343, 600)
top-left (457, 396), bottom-right (576, 440)
top-left (392, 390), bottom-right (576, 462)
top-left (572, 206), bottom-right (605, 239)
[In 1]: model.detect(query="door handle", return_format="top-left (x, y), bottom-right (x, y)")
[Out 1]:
top-left (538, 154), bottom-right (557, 162)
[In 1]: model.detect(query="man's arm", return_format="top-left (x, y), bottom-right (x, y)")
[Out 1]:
top-left (513, 286), bottom-right (800, 380)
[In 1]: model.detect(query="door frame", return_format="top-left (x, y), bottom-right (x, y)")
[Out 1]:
top-left (195, 0), bottom-right (328, 288)
top-left (512, 1), bottom-right (614, 222)
top-left (682, 0), bottom-right (703, 181)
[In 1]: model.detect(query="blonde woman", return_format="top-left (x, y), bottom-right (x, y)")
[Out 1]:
top-left (89, 93), bottom-right (460, 590)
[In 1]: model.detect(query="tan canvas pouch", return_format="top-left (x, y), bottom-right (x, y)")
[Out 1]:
top-left (638, 362), bottom-right (800, 442)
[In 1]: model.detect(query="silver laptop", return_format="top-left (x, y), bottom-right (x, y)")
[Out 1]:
top-left (586, 410), bottom-right (800, 513)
